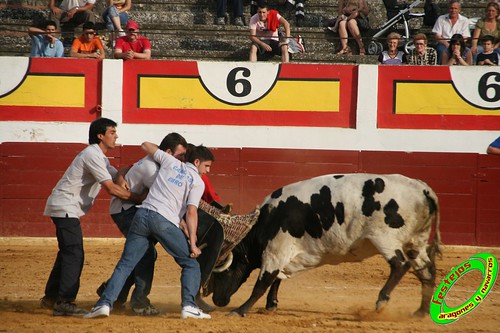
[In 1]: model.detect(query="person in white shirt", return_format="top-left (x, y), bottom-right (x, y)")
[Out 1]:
top-left (432, 0), bottom-right (471, 64)
top-left (85, 144), bottom-right (214, 320)
top-left (48, 0), bottom-right (96, 44)
top-left (40, 118), bottom-right (145, 316)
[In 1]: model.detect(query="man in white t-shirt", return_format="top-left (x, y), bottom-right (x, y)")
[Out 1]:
top-left (249, 2), bottom-right (291, 63)
top-left (48, 0), bottom-right (96, 44)
top-left (432, 0), bottom-right (470, 64)
top-left (41, 118), bottom-right (146, 316)
top-left (86, 144), bottom-right (214, 320)
top-left (97, 133), bottom-right (188, 316)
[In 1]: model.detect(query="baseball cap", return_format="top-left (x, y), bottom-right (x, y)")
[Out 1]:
top-left (126, 21), bottom-right (139, 31)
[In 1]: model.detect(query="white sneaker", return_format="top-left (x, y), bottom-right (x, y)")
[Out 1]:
top-left (84, 304), bottom-right (110, 319)
top-left (181, 305), bottom-right (211, 319)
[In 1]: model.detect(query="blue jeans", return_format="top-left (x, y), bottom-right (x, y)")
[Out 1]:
top-left (435, 43), bottom-right (447, 65)
top-left (102, 6), bottom-right (129, 31)
top-left (216, 0), bottom-right (243, 18)
top-left (97, 208), bottom-right (200, 309)
top-left (111, 206), bottom-right (157, 309)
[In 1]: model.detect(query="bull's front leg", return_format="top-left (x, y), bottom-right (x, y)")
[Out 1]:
top-left (266, 279), bottom-right (282, 311)
top-left (376, 253), bottom-right (411, 312)
top-left (230, 270), bottom-right (279, 317)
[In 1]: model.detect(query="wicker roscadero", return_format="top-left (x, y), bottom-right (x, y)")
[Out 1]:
top-left (198, 200), bottom-right (260, 267)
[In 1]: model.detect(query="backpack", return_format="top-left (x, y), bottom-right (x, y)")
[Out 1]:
top-left (423, 0), bottom-right (441, 27)
top-left (288, 35), bottom-right (306, 54)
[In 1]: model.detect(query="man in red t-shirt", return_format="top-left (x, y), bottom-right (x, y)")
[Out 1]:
top-left (114, 20), bottom-right (151, 60)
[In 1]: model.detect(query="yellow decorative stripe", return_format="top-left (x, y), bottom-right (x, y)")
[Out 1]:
top-left (395, 82), bottom-right (500, 116)
top-left (0, 75), bottom-right (85, 107)
top-left (139, 77), bottom-right (340, 112)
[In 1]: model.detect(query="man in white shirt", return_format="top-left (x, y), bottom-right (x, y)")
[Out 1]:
top-left (85, 144), bottom-right (214, 320)
top-left (98, 133), bottom-right (188, 316)
top-left (432, 0), bottom-right (470, 64)
top-left (48, 0), bottom-right (96, 44)
top-left (41, 118), bottom-right (145, 316)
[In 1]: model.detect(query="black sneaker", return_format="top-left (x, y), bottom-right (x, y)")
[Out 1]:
top-left (53, 301), bottom-right (88, 316)
top-left (40, 296), bottom-right (56, 309)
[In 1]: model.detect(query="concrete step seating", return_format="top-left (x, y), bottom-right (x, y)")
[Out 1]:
top-left (0, 0), bottom-right (487, 63)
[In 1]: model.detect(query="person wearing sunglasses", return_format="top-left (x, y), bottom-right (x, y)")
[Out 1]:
top-left (69, 22), bottom-right (105, 59)
top-left (114, 20), bottom-right (151, 60)
top-left (407, 33), bottom-right (438, 65)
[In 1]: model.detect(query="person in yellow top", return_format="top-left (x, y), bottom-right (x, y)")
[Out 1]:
top-left (69, 22), bottom-right (105, 59)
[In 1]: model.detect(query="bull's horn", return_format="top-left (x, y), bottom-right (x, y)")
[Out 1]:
top-left (213, 252), bottom-right (233, 273)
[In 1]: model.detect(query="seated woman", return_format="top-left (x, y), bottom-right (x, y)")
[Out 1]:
top-left (407, 33), bottom-right (437, 65)
top-left (470, 2), bottom-right (499, 64)
top-left (335, 0), bottom-right (370, 55)
top-left (378, 32), bottom-right (407, 64)
top-left (442, 33), bottom-right (472, 65)
top-left (102, 0), bottom-right (132, 38)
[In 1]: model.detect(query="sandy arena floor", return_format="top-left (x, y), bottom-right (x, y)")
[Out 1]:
top-left (0, 238), bottom-right (498, 333)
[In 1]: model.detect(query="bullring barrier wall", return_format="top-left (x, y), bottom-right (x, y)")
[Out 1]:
top-left (0, 57), bottom-right (499, 246)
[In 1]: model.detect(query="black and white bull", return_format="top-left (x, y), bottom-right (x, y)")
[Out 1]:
top-left (209, 173), bottom-right (441, 317)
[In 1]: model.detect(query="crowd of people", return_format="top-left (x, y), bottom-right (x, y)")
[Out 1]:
top-left (27, 0), bottom-right (498, 64)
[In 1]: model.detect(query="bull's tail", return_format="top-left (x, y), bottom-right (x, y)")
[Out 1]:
top-left (426, 190), bottom-right (442, 261)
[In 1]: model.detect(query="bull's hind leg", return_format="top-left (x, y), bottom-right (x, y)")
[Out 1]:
top-left (411, 247), bottom-right (437, 317)
top-left (230, 270), bottom-right (279, 317)
top-left (266, 279), bottom-right (282, 311)
top-left (376, 249), bottom-right (411, 312)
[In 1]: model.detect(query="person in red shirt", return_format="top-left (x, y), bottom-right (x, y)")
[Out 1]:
top-left (114, 20), bottom-right (151, 59)
top-left (69, 22), bottom-right (105, 59)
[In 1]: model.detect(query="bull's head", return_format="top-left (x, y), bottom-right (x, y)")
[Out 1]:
top-left (211, 250), bottom-right (255, 307)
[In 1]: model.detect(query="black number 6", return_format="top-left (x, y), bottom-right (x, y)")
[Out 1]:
top-left (227, 67), bottom-right (251, 97)
top-left (478, 72), bottom-right (500, 102)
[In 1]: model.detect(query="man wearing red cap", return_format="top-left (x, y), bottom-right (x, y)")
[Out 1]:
top-left (114, 20), bottom-right (151, 60)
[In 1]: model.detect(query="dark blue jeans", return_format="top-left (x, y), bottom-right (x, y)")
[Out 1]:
top-left (44, 216), bottom-right (84, 302)
top-left (111, 206), bottom-right (157, 309)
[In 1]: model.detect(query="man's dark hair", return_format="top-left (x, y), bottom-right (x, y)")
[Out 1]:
top-left (257, 1), bottom-right (269, 9)
top-left (88, 118), bottom-right (117, 144)
top-left (186, 145), bottom-right (215, 164)
top-left (44, 20), bottom-right (57, 29)
top-left (158, 132), bottom-right (187, 152)
top-left (83, 21), bottom-right (95, 31)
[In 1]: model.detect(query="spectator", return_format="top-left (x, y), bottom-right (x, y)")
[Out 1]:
top-left (442, 33), bottom-right (472, 65)
top-left (114, 21), bottom-right (151, 60)
top-left (40, 118), bottom-right (145, 316)
top-left (48, 0), bottom-right (96, 44)
top-left (470, 2), bottom-right (500, 64)
top-left (378, 32), bottom-right (406, 64)
top-left (28, 20), bottom-right (64, 58)
top-left (102, 0), bottom-right (132, 37)
top-left (432, 0), bottom-right (470, 64)
top-left (335, 0), bottom-right (370, 55)
top-left (407, 33), bottom-right (438, 65)
top-left (216, 0), bottom-right (244, 26)
top-left (280, 0), bottom-right (306, 27)
top-left (249, 3), bottom-right (291, 63)
top-left (487, 136), bottom-right (500, 154)
top-left (477, 35), bottom-right (500, 65)
top-left (69, 22), bottom-right (105, 59)
top-left (84, 144), bottom-right (213, 320)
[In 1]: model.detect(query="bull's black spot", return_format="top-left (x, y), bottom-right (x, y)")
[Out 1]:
top-left (361, 178), bottom-right (385, 216)
top-left (270, 187), bottom-right (283, 199)
top-left (335, 202), bottom-right (345, 225)
top-left (333, 175), bottom-right (344, 179)
top-left (273, 196), bottom-right (323, 239)
top-left (310, 186), bottom-right (335, 231)
top-left (383, 199), bottom-right (405, 228)
top-left (423, 190), bottom-right (437, 216)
